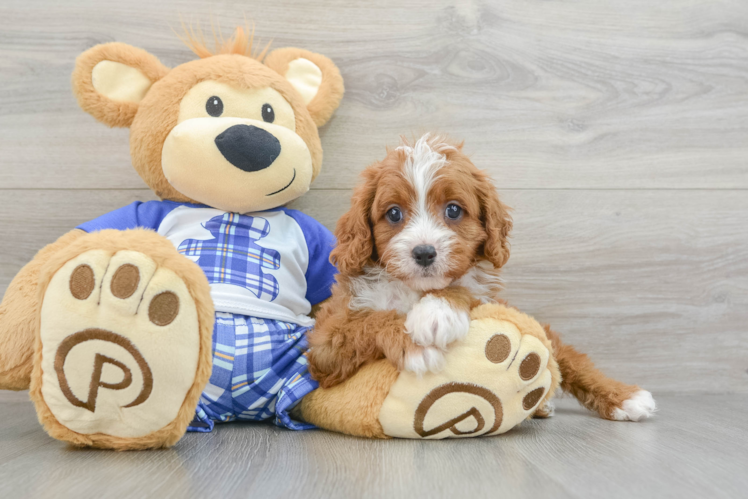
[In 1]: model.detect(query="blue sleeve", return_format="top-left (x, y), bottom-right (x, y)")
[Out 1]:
top-left (281, 209), bottom-right (338, 305)
top-left (77, 200), bottom-right (180, 233)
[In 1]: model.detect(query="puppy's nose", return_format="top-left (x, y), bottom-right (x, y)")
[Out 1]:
top-left (412, 245), bottom-right (437, 267)
top-left (215, 124), bottom-right (281, 172)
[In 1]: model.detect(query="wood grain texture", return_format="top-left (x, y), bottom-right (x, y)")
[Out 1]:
top-left (1, 189), bottom-right (746, 393)
top-left (1, 1), bottom-right (747, 495)
top-left (0, 394), bottom-right (745, 498)
top-left (0, 1), bottom-right (747, 190)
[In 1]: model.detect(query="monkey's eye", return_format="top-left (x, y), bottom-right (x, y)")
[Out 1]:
top-left (206, 96), bottom-right (223, 117)
top-left (262, 103), bottom-right (275, 123)
top-left (386, 206), bottom-right (403, 223)
top-left (445, 203), bottom-right (462, 220)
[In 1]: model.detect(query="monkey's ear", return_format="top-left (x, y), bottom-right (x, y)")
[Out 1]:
top-left (264, 48), bottom-right (344, 127)
top-left (72, 42), bottom-right (169, 128)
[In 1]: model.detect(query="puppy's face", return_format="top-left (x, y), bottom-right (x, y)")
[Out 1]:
top-left (333, 135), bottom-right (513, 291)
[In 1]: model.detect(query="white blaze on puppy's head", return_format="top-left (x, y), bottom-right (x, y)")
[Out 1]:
top-left (385, 135), bottom-right (458, 290)
top-left (330, 133), bottom-right (514, 294)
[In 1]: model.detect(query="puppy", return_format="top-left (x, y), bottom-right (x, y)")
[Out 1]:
top-left (308, 134), bottom-right (656, 421)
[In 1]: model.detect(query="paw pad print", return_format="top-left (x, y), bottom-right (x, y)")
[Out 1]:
top-left (379, 314), bottom-right (553, 439)
top-left (38, 249), bottom-right (201, 438)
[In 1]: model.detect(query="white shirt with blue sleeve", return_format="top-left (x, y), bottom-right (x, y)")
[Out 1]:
top-left (77, 201), bottom-right (337, 327)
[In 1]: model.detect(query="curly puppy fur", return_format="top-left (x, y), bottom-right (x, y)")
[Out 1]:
top-left (308, 134), bottom-right (652, 421)
top-left (309, 135), bottom-right (509, 386)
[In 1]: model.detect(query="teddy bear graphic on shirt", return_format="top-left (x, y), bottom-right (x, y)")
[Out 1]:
top-left (178, 213), bottom-right (281, 301)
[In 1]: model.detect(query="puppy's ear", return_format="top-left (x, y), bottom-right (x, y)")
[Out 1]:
top-left (475, 170), bottom-right (513, 268)
top-left (264, 48), bottom-right (344, 127)
top-left (72, 43), bottom-right (169, 128)
top-left (330, 166), bottom-right (379, 275)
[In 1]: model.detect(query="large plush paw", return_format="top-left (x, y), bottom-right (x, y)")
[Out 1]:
top-left (405, 296), bottom-right (471, 350)
top-left (379, 307), bottom-right (556, 439)
top-left (612, 390), bottom-right (657, 421)
top-left (34, 248), bottom-right (206, 447)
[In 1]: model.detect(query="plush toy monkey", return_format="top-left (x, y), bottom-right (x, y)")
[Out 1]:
top-left (0, 28), bottom-right (559, 449)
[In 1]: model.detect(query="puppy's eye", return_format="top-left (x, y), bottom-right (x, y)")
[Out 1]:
top-left (386, 206), bottom-right (403, 223)
top-left (206, 96), bottom-right (223, 117)
top-left (262, 103), bottom-right (275, 123)
top-left (445, 204), bottom-right (462, 220)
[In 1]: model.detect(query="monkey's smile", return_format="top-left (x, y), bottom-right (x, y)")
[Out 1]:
top-left (266, 169), bottom-right (296, 196)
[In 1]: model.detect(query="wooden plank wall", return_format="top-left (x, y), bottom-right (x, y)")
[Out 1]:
top-left (1, 0), bottom-right (746, 394)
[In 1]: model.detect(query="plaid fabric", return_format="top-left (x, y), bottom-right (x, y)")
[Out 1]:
top-left (188, 312), bottom-right (318, 433)
top-left (178, 213), bottom-right (281, 301)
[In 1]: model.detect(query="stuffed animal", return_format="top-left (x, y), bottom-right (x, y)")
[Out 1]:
top-left (0, 27), bottom-right (560, 449)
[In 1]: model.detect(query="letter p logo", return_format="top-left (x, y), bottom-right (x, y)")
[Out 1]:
top-left (54, 329), bottom-right (153, 413)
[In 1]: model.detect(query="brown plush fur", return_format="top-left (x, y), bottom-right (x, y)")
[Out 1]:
top-left (0, 229), bottom-right (86, 390)
top-left (28, 229), bottom-right (215, 450)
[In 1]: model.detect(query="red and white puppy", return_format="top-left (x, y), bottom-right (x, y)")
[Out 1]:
top-left (308, 134), bottom-right (656, 422)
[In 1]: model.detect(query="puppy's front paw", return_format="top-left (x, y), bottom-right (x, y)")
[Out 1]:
top-left (405, 296), bottom-right (470, 349)
top-left (403, 346), bottom-right (445, 377)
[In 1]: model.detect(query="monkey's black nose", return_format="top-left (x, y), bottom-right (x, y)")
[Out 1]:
top-left (215, 125), bottom-right (281, 172)
top-left (412, 245), bottom-right (437, 267)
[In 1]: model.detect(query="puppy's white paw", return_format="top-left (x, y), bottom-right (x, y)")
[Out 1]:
top-left (535, 400), bottom-right (555, 418)
top-left (403, 346), bottom-right (445, 377)
top-left (405, 296), bottom-right (470, 349)
top-left (612, 390), bottom-right (657, 421)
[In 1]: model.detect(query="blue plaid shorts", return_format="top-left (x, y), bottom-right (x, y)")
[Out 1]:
top-left (188, 312), bottom-right (318, 433)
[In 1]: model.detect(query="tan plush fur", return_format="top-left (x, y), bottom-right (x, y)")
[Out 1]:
top-left (127, 54), bottom-right (325, 202)
top-left (0, 229), bottom-right (86, 390)
top-left (28, 229), bottom-right (215, 450)
top-left (1, 27), bottom-right (346, 450)
top-left (177, 23), bottom-right (271, 61)
top-left (303, 302), bottom-right (560, 437)
top-left (471, 303), bottom-right (561, 411)
top-left (264, 47), bottom-right (345, 127)
top-left (72, 43), bottom-right (170, 128)
top-left (71, 31), bottom-right (344, 202)
top-left (299, 360), bottom-right (399, 438)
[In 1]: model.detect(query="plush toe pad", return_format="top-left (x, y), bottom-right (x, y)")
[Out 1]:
top-left (38, 250), bottom-right (200, 438)
top-left (379, 316), bottom-right (551, 439)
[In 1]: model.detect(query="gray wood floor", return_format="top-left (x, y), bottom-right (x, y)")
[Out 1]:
top-left (0, 392), bottom-right (746, 498)
top-left (1, 0), bottom-right (747, 497)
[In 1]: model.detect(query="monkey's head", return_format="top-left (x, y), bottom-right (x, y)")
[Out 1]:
top-left (72, 27), bottom-right (344, 212)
